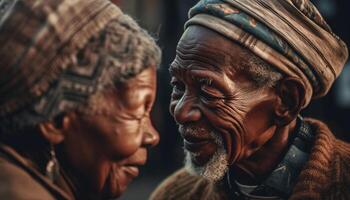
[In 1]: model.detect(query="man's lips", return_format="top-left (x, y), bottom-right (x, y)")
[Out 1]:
top-left (184, 139), bottom-right (213, 152)
top-left (181, 130), bottom-right (213, 142)
top-left (181, 128), bottom-right (216, 153)
top-left (183, 137), bottom-right (218, 166)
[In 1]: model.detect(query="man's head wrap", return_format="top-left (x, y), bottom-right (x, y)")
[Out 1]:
top-left (186, 0), bottom-right (348, 108)
top-left (0, 0), bottom-right (160, 131)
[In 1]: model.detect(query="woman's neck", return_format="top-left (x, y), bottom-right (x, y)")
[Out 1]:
top-left (1, 131), bottom-right (76, 199)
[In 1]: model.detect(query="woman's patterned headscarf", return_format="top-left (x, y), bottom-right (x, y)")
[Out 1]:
top-left (186, 0), bottom-right (348, 107)
top-left (0, 0), bottom-right (160, 132)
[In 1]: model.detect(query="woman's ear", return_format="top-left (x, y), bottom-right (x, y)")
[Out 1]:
top-left (39, 114), bottom-right (72, 144)
top-left (274, 77), bottom-right (305, 126)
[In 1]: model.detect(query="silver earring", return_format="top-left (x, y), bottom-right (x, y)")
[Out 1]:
top-left (46, 145), bottom-right (60, 182)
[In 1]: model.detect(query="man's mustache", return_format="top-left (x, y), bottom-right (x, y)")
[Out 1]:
top-left (178, 124), bottom-right (223, 143)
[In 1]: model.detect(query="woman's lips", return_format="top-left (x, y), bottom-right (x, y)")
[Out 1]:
top-left (105, 151), bottom-right (147, 198)
top-left (122, 165), bottom-right (139, 178)
top-left (107, 165), bottom-right (140, 198)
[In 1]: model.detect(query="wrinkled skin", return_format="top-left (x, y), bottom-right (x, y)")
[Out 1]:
top-left (61, 66), bottom-right (159, 199)
top-left (170, 26), bottom-right (300, 183)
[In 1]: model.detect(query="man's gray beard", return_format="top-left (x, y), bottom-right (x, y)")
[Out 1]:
top-left (184, 130), bottom-right (228, 183)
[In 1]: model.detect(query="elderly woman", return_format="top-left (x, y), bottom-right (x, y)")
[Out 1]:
top-left (0, 0), bottom-right (160, 199)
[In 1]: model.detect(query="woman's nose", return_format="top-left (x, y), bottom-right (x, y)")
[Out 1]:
top-left (142, 118), bottom-right (160, 148)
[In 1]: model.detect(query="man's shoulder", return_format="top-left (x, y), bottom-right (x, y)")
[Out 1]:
top-left (295, 118), bottom-right (350, 198)
top-left (150, 168), bottom-right (226, 200)
top-left (332, 138), bottom-right (350, 179)
top-left (150, 168), bottom-right (200, 200)
top-left (319, 138), bottom-right (350, 198)
top-left (308, 118), bottom-right (350, 183)
top-left (0, 158), bottom-right (56, 200)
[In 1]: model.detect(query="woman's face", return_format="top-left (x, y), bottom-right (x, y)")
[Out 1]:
top-left (62, 67), bottom-right (159, 199)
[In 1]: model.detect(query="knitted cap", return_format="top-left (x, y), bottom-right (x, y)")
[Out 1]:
top-left (0, 0), bottom-right (160, 122)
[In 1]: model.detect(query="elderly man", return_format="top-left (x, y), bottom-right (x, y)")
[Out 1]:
top-left (151, 0), bottom-right (349, 199)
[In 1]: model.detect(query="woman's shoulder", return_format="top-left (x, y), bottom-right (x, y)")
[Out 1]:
top-left (0, 157), bottom-right (56, 200)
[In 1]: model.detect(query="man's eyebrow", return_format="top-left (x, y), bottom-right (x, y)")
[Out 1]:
top-left (189, 70), bottom-right (219, 82)
top-left (169, 61), bottom-right (183, 76)
top-left (189, 69), bottom-right (234, 94)
top-left (191, 75), bottom-right (213, 85)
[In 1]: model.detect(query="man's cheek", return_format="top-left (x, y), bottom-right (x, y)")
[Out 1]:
top-left (202, 102), bottom-right (245, 131)
top-left (169, 100), bottom-right (178, 116)
top-left (243, 99), bottom-right (275, 138)
top-left (202, 105), bottom-right (245, 164)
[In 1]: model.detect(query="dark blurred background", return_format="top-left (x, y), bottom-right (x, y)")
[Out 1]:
top-left (110, 0), bottom-right (350, 199)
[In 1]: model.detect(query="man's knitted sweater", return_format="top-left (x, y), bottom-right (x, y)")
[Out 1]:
top-left (150, 119), bottom-right (350, 200)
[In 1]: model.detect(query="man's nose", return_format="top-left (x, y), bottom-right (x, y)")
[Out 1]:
top-left (142, 118), bottom-right (160, 148)
top-left (173, 92), bottom-right (201, 124)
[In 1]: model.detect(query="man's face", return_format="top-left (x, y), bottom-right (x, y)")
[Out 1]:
top-left (169, 26), bottom-right (277, 182)
top-left (62, 67), bottom-right (159, 199)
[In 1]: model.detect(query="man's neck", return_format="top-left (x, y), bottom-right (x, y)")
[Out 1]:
top-left (231, 119), bottom-right (297, 185)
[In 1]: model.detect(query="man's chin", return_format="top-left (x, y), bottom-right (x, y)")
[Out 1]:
top-left (184, 145), bottom-right (228, 183)
top-left (183, 140), bottom-right (218, 166)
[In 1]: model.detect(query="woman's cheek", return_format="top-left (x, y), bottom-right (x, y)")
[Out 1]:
top-left (109, 124), bottom-right (143, 159)
top-left (113, 140), bottom-right (141, 158)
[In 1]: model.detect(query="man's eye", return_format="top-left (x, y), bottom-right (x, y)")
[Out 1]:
top-left (200, 86), bottom-right (224, 101)
top-left (200, 89), bottom-right (217, 101)
top-left (170, 79), bottom-right (185, 93)
top-left (198, 77), bottom-right (213, 86)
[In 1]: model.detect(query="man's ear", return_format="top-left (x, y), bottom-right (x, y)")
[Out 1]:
top-left (274, 77), bottom-right (305, 126)
top-left (38, 114), bottom-right (72, 145)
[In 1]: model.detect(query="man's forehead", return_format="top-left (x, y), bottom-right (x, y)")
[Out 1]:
top-left (175, 43), bottom-right (228, 70)
top-left (175, 25), bottom-right (248, 73)
top-left (179, 26), bottom-right (235, 53)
